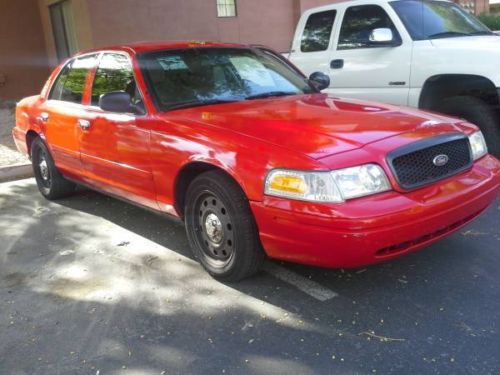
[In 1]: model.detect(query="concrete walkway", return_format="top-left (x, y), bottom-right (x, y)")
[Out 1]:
top-left (0, 108), bottom-right (31, 181)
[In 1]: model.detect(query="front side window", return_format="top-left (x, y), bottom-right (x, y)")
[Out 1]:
top-left (338, 5), bottom-right (400, 50)
top-left (91, 53), bottom-right (143, 109)
top-left (301, 10), bottom-right (337, 53)
top-left (49, 55), bottom-right (96, 103)
top-left (217, 0), bottom-right (237, 17)
top-left (390, 0), bottom-right (491, 40)
top-left (139, 48), bottom-right (314, 111)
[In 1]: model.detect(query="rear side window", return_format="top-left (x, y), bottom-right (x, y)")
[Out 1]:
top-left (91, 53), bottom-right (142, 107)
top-left (338, 5), bottom-right (400, 50)
top-left (49, 55), bottom-right (96, 103)
top-left (301, 10), bottom-right (337, 52)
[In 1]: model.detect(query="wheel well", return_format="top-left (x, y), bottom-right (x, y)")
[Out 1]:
top-left (419, 75), bottom-right (499, 110)
top-left (175, 162), bottom-right (239, 218)
top-left (26, 130), bottom-right (39, 156)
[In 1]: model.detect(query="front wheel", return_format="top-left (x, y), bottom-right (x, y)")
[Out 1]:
top-left (184, 170), bottom-right (265, 281)
top-left (31, 137), bottom-right (76, 200)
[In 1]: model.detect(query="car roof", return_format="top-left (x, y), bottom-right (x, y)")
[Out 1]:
top-left (78, 41), bottom-right (251, 56)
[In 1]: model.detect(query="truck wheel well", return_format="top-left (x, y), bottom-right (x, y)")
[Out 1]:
top-left (174, 162), bottom-right (240, 218)
top-left (419, 75), bottom-right (498, 110)
top-left (26, 130), bottom-right (40, 155)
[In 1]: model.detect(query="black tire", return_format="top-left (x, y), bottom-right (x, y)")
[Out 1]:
top-left (31, 137), bottom-right (76, 200)
top-left (184, 170), bottom-right (265, 281)
top-left (438, 96), bottom-right (500, 157)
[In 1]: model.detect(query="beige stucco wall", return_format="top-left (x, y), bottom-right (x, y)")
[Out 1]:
top-left (0, 0), bottom-right (50, 101)
top-left (84, 0), bottom-right (302, 52)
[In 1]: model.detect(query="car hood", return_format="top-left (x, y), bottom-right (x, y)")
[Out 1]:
top-left (162, 94), bottom-right (469, 160)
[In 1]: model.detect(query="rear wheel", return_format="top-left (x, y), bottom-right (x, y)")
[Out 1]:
top-left (31, 137), bottom-right (76, 200)
top-left (184, 170), bottom-right (265, 281)
top-left (437, 96), bottom-right (500, 157)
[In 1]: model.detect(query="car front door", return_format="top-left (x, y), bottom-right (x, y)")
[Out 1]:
top-left (41, 54), bottom-right (97, 175)
top-left (79, 52), bottom-right (157, 209)
top-left (328, 4), bottom-right (412, 105)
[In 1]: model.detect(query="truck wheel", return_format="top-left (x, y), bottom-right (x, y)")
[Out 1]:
top-left (31, 137), bottom-right (76, 200)
top-left (184, 170), bottom-right (265, 281)
top-left (438, 96), bottom-right (500, 157)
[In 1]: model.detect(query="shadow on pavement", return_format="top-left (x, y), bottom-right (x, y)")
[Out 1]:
top-left (1, 179), bottom-right (499, 374)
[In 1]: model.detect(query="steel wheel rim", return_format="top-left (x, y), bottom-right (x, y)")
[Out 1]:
top-left (37, 149), bottom-right (51, 188)
top-left (194, 192), bottom-right (235, 264)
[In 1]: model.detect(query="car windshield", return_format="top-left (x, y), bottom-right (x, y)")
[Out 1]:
top-left (139, 47), bottom-right (315, 111)
top-left (390, 0), bottom-right (492, 40)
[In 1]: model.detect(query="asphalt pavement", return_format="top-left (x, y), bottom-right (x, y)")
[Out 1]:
top-left (1, 178), bottom-right (499, 374)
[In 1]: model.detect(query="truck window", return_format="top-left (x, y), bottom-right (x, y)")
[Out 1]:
top-left (338, 5), bottom-right (400, 50)
top-left (301, 10), bottom-right (337, 53)
top-left (390, 0), bottom-right (491, 41)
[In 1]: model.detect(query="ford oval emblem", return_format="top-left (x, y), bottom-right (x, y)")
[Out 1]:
top-left (433, 154), bottom-right (449, 167)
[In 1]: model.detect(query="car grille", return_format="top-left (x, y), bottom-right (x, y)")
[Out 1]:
top-left (387, 134), bottom-right (472, 190)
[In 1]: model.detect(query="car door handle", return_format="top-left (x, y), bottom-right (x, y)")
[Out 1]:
top-left (38, 112), bottom-right (49, 122)
top-left (77, 119), bottom-right (91, 130)
top-left (330, 59), bottom-right (344, 69)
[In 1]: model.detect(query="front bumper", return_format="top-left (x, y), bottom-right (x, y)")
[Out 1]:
top-left (251, 155), bottom-right (500, 268)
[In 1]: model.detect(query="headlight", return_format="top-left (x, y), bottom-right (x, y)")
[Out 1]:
top-left (330, 164), bottom-right (392, 200)
top-left (265, 170), bottom-right (343, 202)
top-left (265, 164), bottom-right (391, 203)
top-left (468, 131), bottom-right (488, 160)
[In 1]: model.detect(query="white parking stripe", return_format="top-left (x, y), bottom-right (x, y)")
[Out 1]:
top-left (264, 262), bottom-right (338, 302)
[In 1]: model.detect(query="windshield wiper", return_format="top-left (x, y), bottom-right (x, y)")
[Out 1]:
top-left (428, 31), bottom-right (469, 39)
top-left (245, 91), bottom-right (297, 100)
top-left (166, 98), bottom-right (242, 111)
top-left (468, 31), bottom-right (494, 36)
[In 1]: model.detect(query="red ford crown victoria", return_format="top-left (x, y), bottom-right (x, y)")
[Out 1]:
top-left (13, 42), bottom-right (500, 281)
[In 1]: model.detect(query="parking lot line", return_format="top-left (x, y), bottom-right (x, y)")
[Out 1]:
top-left (263, 262), bottom-right (338, 302)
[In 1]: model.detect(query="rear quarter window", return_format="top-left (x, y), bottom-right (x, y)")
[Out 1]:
top-left (49, 55), bottom-right (97, 104)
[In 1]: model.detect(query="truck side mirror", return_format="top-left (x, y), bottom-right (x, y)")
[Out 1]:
top-left (369, 28), bottom-right (395, 45)
top-left (309, 72), bottom-right (330, 91)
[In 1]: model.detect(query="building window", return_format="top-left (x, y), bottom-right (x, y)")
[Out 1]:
top-left (217, 0), bottom-right (237, 17)
top-left (49, 0), bottom-right (77, 61)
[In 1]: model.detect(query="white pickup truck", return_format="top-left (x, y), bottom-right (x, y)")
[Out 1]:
top-left (286, 0), bottom-right (500, 156)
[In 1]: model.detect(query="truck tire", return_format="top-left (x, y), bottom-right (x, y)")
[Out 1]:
top-left (184, 170), bottom-right (265, 281)
top-left (438, 96), bottom-right (500, 157)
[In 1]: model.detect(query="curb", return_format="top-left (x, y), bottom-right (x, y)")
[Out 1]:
top-left (0, 163), bottom-right (33, 183)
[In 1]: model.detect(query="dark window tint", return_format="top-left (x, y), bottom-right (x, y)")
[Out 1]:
top-left (140, 48), bottom-right (314, 112)
top-left (49, 55), bottom-right (96, 104)
top-left (91, 53), bottom-right (142, 108)
top-left (301, 10), bottom-right (337, 52)
top-left (338, 5), bottom-right (400, 50)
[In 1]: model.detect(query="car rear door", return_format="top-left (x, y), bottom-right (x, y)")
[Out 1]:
top-left (79, 52), bottom-right (157, 209)
top-left (40, 54), bottom-right (97, 175)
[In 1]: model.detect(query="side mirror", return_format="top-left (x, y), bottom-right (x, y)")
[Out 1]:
top-left (369, 28), bottom-right (395, 45)
top-left (309, 72), bottom-right (330, 91)
top-left (99, 91), bottom-right (133, 113)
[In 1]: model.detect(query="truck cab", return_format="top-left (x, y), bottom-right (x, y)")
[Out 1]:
top-left (288, 0), bottom-right (500, 156)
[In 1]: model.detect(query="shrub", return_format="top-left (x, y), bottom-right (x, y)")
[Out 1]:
top-left (478, 13), bottom-right (500, 31)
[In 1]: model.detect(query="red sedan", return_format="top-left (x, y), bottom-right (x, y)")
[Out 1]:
top-left (13, 42), bottom-right (500, 281)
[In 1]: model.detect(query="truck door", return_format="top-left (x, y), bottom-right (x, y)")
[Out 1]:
top-left (290, 4), bottom-right (412, 106)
